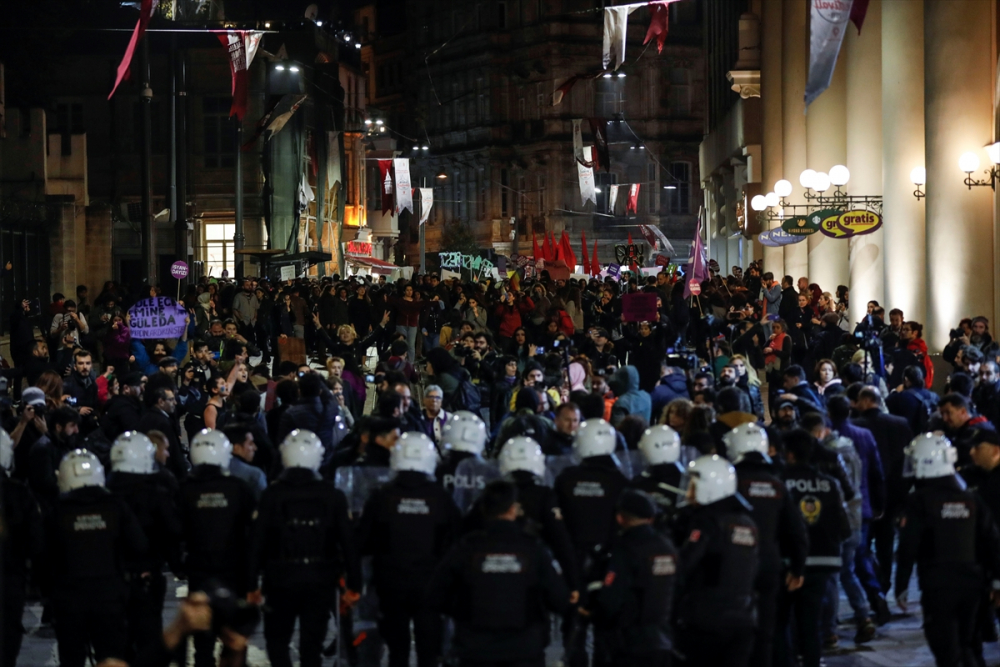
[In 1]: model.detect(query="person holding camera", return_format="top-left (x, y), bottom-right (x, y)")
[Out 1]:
top-left (49, 299), bottom-right (89, 349)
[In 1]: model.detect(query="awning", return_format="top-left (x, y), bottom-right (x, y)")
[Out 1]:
top-left (346, 255), bottom-right (399, 275)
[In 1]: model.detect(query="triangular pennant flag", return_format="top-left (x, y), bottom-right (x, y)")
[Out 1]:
top-left (628, 232), bottom-right (634, 246)
top-left (108, 0), bottom-right (159, 100)
top-left (542, 232), bottom-right (553, 262)
top-left (851, 0), bottom-right (870, 33)
top-left (561, 231), bottom-right (577, 269)
top-left (591, 240), bottom-right (601, 277)
top-left (378, 160), bottom-right (394, 216)
top-left (581, 231), bottom-right (590, 272)
top-left (554, 231), bottom-right (563, 262)
top-left (643, 1), bottom-right (672, 54)
top-left (218, 31), bottom-right (264, 119)
top-left (588, 119), bottom-right (610, 173)
top-left (532, 232), bottom-right (541, 262)
top-left (626, 184), bottom-right (641, 214)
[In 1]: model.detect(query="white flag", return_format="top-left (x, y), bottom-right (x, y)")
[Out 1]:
top-left (393, 158), bottom-right (413, 214)
top-left (602, 6), bottom-right (638, 71)
top-left (419, 188), bottom-right (434, 225)
top-left (806, 0), bottom-right (854, 106)
top-left (609, 184), bottom-right (620, 213)
top-left (572, 119), bottom-right (584, 162)
top-left (578, 159), bottom-right (596, 206)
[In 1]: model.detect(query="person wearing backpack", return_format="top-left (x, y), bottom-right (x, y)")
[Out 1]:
top-left (425, 347), bottom-right (480, 414)
top-left (886, 365), bottom-right (940, 435)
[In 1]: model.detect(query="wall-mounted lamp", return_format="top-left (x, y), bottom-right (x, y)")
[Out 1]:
top-left (959, 142), bottom-right (1000, 190)
top-left (911, 167), bottom-right (926, 200)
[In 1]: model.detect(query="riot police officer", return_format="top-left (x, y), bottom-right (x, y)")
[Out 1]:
top-left (724, 423), bottom-right (808, 667)
top-left (437, 411), bottom-right (496, 510)
top-left (427, 479), bottom-right (570, 667)
top-left (106, 431), bottom-right (183, 663)
top-left (896, 433), bottom-right (1000, 666)
top-left (178, 429), bottom-right (256, 667)
top-left (357, 431), bottom-right (461, 667)
top-left (0, 428), bottom-right (43, 667)
top-left (554, 419), bottom-right (629, 667)
top-left (584, 489), bottom-right (677, 667)
top-left (630, 425), bottom-right (686, 520)
top-left (676, 455), bottom-right (759, 667)
top-left (248, 429), bottom-right (362, 667)
top-left (46, 449), bottom-right (147, 667)
top-left (776, 429), bottom-right (851, 667)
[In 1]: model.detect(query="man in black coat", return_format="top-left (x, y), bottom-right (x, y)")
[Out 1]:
top-left (777, 275), bottom-right (799, 323)
top-left (103, 372), bottom-right (146, 440)
top-left (138, 387), bottom-right (188, 480)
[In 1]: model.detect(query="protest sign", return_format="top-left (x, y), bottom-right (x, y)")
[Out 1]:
top-left (128, 297), bottom-right (187, 340)
top-left (607, 263), bottom-right (621, 278)
top-left (621, 293), bottom-right (658, 322)
top-left (280, 265), bottom-right (295, 281)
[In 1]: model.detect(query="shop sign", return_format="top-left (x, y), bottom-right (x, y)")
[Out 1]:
top-left (818, 209), bottom-right (882, 239)
top-left (346, 241), bottom-right (373, 256)
top-left (780, 216), bottom-right (820, 236)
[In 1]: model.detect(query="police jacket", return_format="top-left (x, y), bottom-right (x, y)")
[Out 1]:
top-left (107, 471), bottom-right (182, 574)
top-left (591, 523), bottom-right (677, 655)
top-left (896, 475), bottom-right (1000, 592)
top-left (1, 474), bottom-right (44, 581)
top-left (555, 455), bottom-right (629, 554)
top-left (357, 469), bottom-right (462, 591)
top-left (735, 456), bottom-right (808, 578)
top-left (248, 467), bottom-right (361, 592)
top-left (629, 462), bottom-right (685, 520)
top-left (178, 464), bottom-right (256, 589)
top-left (427, 519), bottom-right (569, 663)
top-left (676, 495), bottom-right (759, 630)
top-left (782, 463), bottom-right (851, 572)
top-left (436, 450), bottom-right (476, 495)
top-left (45, 486), bottom-right (147, 610)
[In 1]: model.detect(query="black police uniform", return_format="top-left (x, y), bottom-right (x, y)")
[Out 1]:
top-left (896, 475), bottom-right (1000, 666)
top-left (554, 454), bottom-right (629, 667)
top-left (436, 450), bottom-right (477, 494)
top-left (248, 467), bottom-right (362, 667)
top-left (178, 464), bottom-right (256, 667)
top-left (107, 470), bottom-right (183, 663)
top-left (676, 494), bottom-right (759, 667)
top-left (629, 461), bottom-right (684, 523)
top-left (357, 469), bottom-right (462, 667)
top-left (590, 523), bottom-right (677, 667)
top-left (427, 519), bottom-right (570, 667)
top-left (734, 454), bottom-right (809, 667)
top-left (1, 473), bottom-right (43, 667)
top-left (778, 462), bottom-right (850, 667)
top-left (45, 485), bottom-right (147, 667)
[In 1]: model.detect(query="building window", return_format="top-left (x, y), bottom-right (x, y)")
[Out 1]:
top-left (668, 68), bottom-right (692, 117)
top-left (50, 102), bottom-right (84, 156)
top-left (665, 162), bottom-right (692, 214)
top-left (498, 1), bottom-right (507, 28)
top-left (203, 97), bottom-right (235, 169)
top-left (204, 223), bottom-right (235, 276)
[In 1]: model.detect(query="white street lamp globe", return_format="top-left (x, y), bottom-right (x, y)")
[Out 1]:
top-left (750, 195), bottom-right (767, 211)
top-left (799, 169), bottom-right (817, 189)
top-left (764, 192), bottom-right (779, 207)
top-left (829, 165), bottom-right (850, 187)
top-left (987, 142), bottom-right (1000, 165)
top-left (812, 171), bottom-right (831, 193)
top-left (774, 179), bottom-right (793, 197)
top-left (959, 151), bottom-right (981, 174)
top-left (910, 167), bottom-right (926, 186)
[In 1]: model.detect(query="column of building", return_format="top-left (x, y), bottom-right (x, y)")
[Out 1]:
top-left (780, 0), bottom-right (808, 281)
top-left (760, 0), bottom-right (784, 275)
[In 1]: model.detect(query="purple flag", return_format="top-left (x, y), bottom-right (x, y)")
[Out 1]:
top-left (683, 209), bottom-right (708, 298)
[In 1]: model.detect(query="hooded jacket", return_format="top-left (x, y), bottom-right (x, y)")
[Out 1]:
top-left (610, 366), bottom-right (652, 426)
top-left (650, 372), bottom-right (690, 423)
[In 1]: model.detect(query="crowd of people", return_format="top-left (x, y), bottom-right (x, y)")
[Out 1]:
top-left (3, 259), bottom-right (1000, 667)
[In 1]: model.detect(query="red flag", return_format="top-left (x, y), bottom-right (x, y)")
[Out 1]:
top-left (542, 232), bottom-right (553, 262)
top-left (581, 231), bottom-right (590, 272)
top-left (378, 160), bottom-right (394, 216)
top-left (553, 232), bottom-right (563, 261)
top-left (851, 0), bottom-right (870, 33)
top-left (591, 240), bottom-right (600, 277)
top-left (552, 69), bottom-right (607, 106)
top-left (549, 232), bottom-right (559, 262)
top-left (108, 0), bottom-right (159, 100)
top-left (561, 231), bottom-right (577, 269)
top-left (628, 232), bottom-right (634, 246)
top-left (217, 31), bottom-right (263, 120)
top-left (644, 1), bottom-right (671, 54)
top-left (626, 184), bottom-right (641, 215)
top-left (532, 232), bottom-right (541, 262)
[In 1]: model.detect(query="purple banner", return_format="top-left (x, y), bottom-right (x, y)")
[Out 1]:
top-left (128, 297), bottom-right (187, 340)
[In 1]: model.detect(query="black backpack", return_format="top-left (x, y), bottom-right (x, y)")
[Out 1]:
top-left (447, 370), bottom-right (482, 414)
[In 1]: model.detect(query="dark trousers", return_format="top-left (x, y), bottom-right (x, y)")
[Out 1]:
top-left (2, 578), bottom-right (26, 667)
top-left (751, 571), bottom-right (780, 667)
top-left (681, 626), bottom-right (754, 667)
top-left (922, 585), bottom-right (982, 667)
top-left (563, 614), bottom-right (613, 667)
top-left (855, 520), bottom-right (884, 605)
top-left (54, 603), bottom-right (127, 667)
top-left (775, 571), bottom-right (829, 667)
top-left (378, 587), bottom-right (441, 667)
top-left (264, 584), bottom-right (335, 667)
top-left (189, 574), bottom-right (244, 667)
top-left (124, 572), bottom-right (167, 663)
top-left (871, 506), bottom-right (900, 594)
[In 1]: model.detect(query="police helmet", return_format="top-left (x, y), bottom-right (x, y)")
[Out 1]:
top-left (637, 425), bottom-right (681, 465)
top-left (281, 429), bottom-right (324, 471)
top-left (904, 432), bottom-right (957, 479)
top-left (0, 428), bottom-right (13, 472)
top-left (722, 423), bottom-right (770, 464)
top-left (57, 449), bottom-right (106, 493)
top-left (391, 432), bottom-right (439, 476)
top-left (189, 428), bottom-right (233, 468)
top-left (573, 419), bottom-right (617, 459)
top-left (498, 437), bottom-right (546, 477)
top-left (110, 431), bottom-right (157, 474)
top-left (442, 411), bottom-right (487, 455)
top-left (683, 455), bottom-right (737, 505)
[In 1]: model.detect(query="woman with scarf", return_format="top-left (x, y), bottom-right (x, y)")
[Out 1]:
top-left (813, 358), bottom-right (846, 403)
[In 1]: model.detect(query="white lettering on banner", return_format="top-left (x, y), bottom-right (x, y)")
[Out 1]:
top-left (747, 481), bottom-right (778, 498)
top-left (197, 493), bottom-right (229, 509)
top-left (73, 514), bottom-right (108, 532)
top-left (731, 525), bottom-right (757, 547)
top-left (577, 150), bottom-right (596, 206)
top-left (440, 252), bottom-right (495, 277)
top-left (280, 265), bottom-right (295, 281)
top-left (573, 481), bottom-right (606, 497)
top-left (785, 478), bottom-right (831, 494)
top-left (393, 158), bottom-right (413, 214)
top-left (346, 241), bottom-right (372, 256)
top-left (444, 474), bottom-right (487, 490)
top-left (482, 553), bottom-right (523, 573)
top-left (652, 555), bottom-right (676, 576)
top-left (941, 502), bottom-right (971, 519)
top-left (397, 498), bottom-right (430, 515)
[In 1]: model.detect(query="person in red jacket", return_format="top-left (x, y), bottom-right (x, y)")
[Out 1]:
top-left (494, 290), bottom-right (535, 349)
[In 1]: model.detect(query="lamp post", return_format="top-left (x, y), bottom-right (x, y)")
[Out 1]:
top-left (958, 142), bottom-right (1000, 190)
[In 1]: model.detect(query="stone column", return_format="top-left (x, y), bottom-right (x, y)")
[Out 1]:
top-left (882, 0), bottom-right (925, 325)
top-left (780, 0), bottom-right (808, 280)
top-left (923, 0), bottom-right (994, 350)
top-left (760, 0), bottom-right (784, 275)
top-left (846, 0), bottom-right (883, 324)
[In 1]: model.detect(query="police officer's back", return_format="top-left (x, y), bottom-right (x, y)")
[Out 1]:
top-left (46, 449), bottom-right (147, 667)
top-left (427, 480), bottom-right (570, 665)
top-left (587, 490), bottom-right (677, 667)
top-left (676, 455), bottom-right (759, 667)
top-left (436, 411), bottom-right (498, 511)
top-left (895, 433), bottom-right (1000, 665)
top-left (629, 426), bottom-right (686, 522)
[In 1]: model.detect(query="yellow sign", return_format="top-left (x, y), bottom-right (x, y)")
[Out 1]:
top-left (818, 209), bottom-right (882, 239)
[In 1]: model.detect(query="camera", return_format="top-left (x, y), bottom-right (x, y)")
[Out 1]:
top-left (535, 346), bottom-right (545, 354)
top-left (66, 396), bottom-right (78, 406)
top-left (200, 579), bottom-right (261, 637)
top-left (365, 374), bottom-right (375, 383)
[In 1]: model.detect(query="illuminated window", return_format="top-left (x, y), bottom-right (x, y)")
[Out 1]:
top-left (205, 223), bottom-right (235, 277)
